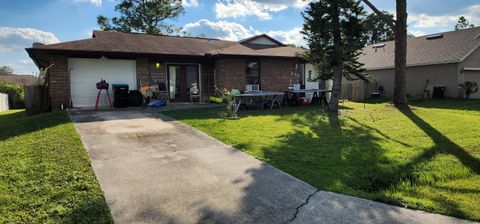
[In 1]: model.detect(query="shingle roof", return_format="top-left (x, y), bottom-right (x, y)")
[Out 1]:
top-left (27, 31), bottom-right (304, 58)
top-left (359, 26), bottom-right (480, 70)
top-left (0, 75), bottom-right (36, 86)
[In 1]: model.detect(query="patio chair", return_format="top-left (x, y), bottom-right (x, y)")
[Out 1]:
top-left (190, 84), bottom-right (200, 102)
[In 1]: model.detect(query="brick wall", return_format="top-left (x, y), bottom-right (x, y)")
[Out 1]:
top-left (48, 55), bottom-right (69, 109)
top-left (215, 58), bottom-right (299, 92)
top-left (201, 63), bottom-right (215, 101)
top-left (136, 58), bottom-right (150, 88)
top-left (149, 61), bottom-right (167, 83)
top-left (215, 59), bottom-right (245, 91)
top-left (261, 59), bottom-right (298, 91)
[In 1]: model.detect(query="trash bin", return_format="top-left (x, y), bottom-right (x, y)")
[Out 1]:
top-left (432, 86), bottom-right (445, 99)
top-left (128, 90), bottom-right (144, 107)
top-left (112, 84), bottom-right (129, 108)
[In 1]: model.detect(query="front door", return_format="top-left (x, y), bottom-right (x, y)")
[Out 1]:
top-left (168, 64), bottom-right (199, 102)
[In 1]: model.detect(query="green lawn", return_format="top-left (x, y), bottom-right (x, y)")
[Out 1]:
top-left (0, 110), bottom-right (112, 223)
top-left (164, 99), bottom-right (480, 221)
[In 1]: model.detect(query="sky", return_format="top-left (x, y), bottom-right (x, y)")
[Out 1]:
top-left (0, 0), bottom-right (479, 74)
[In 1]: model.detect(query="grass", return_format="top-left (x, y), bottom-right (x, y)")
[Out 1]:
top-left (164, 99), bottom-right (480, 221)
top-left (0, 110), bottom-right (112, 223)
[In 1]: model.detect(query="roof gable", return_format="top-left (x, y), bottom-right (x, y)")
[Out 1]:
top-left (359, 26), bottom-right (480, 70)
top-left (239, 34), bottom-right (285, 46)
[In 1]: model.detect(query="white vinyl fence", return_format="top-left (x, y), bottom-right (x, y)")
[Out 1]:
top-left (0, 93), bottom-right (8, 112)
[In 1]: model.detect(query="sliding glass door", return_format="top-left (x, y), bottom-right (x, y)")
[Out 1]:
top-left (167, 64), bottom-right (199, 102)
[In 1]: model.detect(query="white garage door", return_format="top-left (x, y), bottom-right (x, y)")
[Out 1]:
top-left (465, 71), bottom-right (480, 99)
top-left (69, 58), bottom-right (137, 108)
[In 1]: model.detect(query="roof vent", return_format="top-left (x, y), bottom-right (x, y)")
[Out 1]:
top-left (372, 43), bottom-right (385, 52)
top-left (32, 42), bottom-right (44, 48)
top-left (426, 34), bottom-right (443, 40)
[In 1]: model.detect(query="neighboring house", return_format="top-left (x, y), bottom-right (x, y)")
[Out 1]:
top-left (26, 31), bottom-right (317, 109)
top-left (0, 74), bottom-right (36, 86)
top-left (358, 26), bottom-right (480, 99)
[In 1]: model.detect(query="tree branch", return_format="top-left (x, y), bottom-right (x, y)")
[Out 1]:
top-left (361, 0), bottom-right (396, 28)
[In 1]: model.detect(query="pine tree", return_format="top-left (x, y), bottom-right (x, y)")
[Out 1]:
top-left (455, 16), bottom-right (475, 30)
top-left (302, 0), bottom-right (367, 112)
top-left (97, 0), bottom-right (183, 35)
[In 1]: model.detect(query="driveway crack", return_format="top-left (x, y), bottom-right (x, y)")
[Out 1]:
top-left (284, 189), bottom-right (320, 224)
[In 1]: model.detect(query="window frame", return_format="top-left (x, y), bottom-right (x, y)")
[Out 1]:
top-left (245, 60), bottom-right (261, 87)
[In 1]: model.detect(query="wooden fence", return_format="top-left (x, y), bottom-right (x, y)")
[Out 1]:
top-left (24, 86), bottom-right (50, 115)
top-left (0, 93), bottom-right (8, 112)
top-left (341, 80), bottom-right (378, 102)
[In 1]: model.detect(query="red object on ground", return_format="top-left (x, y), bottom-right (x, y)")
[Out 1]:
top-left (299, 97), bottom-right (309, 105)
top-left (95, 89), bottom-right (112, 109)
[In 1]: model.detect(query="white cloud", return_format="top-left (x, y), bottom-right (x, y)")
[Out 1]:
top-left (17, 59), bottom-right (33, 66)
top-left (409, 30), bottom-right (426, 37)
top-left (182, 0), bottom-right (198, 7)
top-left (182, 19), bottom-right (257, 40)
top-left (409, 4), bottom-right (480, 29)
top-left (215, 0), bottom-right (311, 20)
top-left (182, 19), bottom-right (305, 47)
top-left (267, 27), bottom-right (305, 47)
top-left (73, 0), bottom-right (102, 7)
top-left (0, 27), bottom-right (60, 53)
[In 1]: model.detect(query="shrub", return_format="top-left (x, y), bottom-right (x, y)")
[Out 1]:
top-left (0, 81), bottom-right (24, 109)
top-left (463, 81), bottom-right (479, 99)
top-left (218, 88), bottom-right (239, 120)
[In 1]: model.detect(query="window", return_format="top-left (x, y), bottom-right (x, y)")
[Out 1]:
top-left (297, 63), bottom-right (305, 85)
top-left (246, 61), bottom-right (260, 85)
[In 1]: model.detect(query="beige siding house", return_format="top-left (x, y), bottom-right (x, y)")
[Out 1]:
top-left (358, 26), bottom-right (480, 99)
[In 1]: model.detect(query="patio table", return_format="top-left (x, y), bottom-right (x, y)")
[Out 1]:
top-left (283, 89), bottom-right (331, 106)
top-left (234, 91), bottom-right (284, 112)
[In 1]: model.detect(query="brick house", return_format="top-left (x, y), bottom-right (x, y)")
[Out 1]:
top-left (26, 31), bottom-right (316, 109)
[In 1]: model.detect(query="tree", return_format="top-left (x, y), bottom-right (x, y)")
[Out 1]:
top-left (302, 0), bottom-right (367, 112)
top-left (0, 65), bottom-right (13, 76)
top-left (363, 11), bottom-right (395, 45)
top-left (463, 81), bottom-right (479, 99)
top-left (454, 16), bottom-right (475, 30)
top-left (362, 0), bottom-right (408, 107)
top-left (97, 0), bottom-right (184, 35)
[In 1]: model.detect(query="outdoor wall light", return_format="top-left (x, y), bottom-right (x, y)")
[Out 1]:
top-left (155, 62), bottom-right (161, 69)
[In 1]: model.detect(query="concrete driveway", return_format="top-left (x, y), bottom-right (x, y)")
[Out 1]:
top-left (70, 109), bottom-right (474, 224)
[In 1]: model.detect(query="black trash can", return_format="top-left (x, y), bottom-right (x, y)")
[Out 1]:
top-left (128, 90), bottom-right (144, 107)
top-left (432, 86), bottom-right (445, 99)
top-left (112, 84), bottom-right (129, 108)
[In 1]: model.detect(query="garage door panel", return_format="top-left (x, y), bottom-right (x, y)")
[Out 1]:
top-left (69, 58), bottom-right (136, 108)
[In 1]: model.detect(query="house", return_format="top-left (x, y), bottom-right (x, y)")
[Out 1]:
top-left (358, 26), bottom-right (480, 99)
top-left (26, 31), bottom-right (318, 109)
top-left (0, 74), bottom-right (36, 86)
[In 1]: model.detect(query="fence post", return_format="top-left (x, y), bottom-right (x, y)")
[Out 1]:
top-left (24, 86), bottom-right (50, 115)
top-left (0, 93), bottom-right (8, 112)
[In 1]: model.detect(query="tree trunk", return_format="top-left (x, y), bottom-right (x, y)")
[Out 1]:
top-left (328, 0), bottom-right (343, 112)
top-left (328, 67), bottom-right (343, 112)
top-left (393, 0), bottom-right (408, 107)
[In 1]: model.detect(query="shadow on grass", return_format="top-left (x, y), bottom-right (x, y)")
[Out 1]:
top-left (398, 107), bottom-right (480, 175)
top-left (0, 110), bottom-right (70, 141)
top-left (408, 98), bottom-right (480, 112)
top-left (163, 100), bottom-right (479, 220)
top-left (255, 105), bottom-right (476, 219)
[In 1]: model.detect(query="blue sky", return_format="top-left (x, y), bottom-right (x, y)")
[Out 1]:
top-left (1, 0), bottom-right (479, 74)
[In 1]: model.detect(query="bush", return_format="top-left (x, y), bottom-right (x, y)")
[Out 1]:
top-left (463, 81), bottom-right (479, 99)
top-left (218, 88), bottom-right (239, 120)
top-left (0, 81), bottom-right (24, 109)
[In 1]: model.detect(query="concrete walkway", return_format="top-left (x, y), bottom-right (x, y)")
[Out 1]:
top-left (70, 109), bottom-right (475, 224)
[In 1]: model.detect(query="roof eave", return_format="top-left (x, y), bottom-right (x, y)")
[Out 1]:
top-left (365, 60), bottom-right (460, 70)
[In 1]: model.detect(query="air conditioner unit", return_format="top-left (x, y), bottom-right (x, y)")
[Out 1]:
top-left (246, 84), bottom-right (260, 92)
